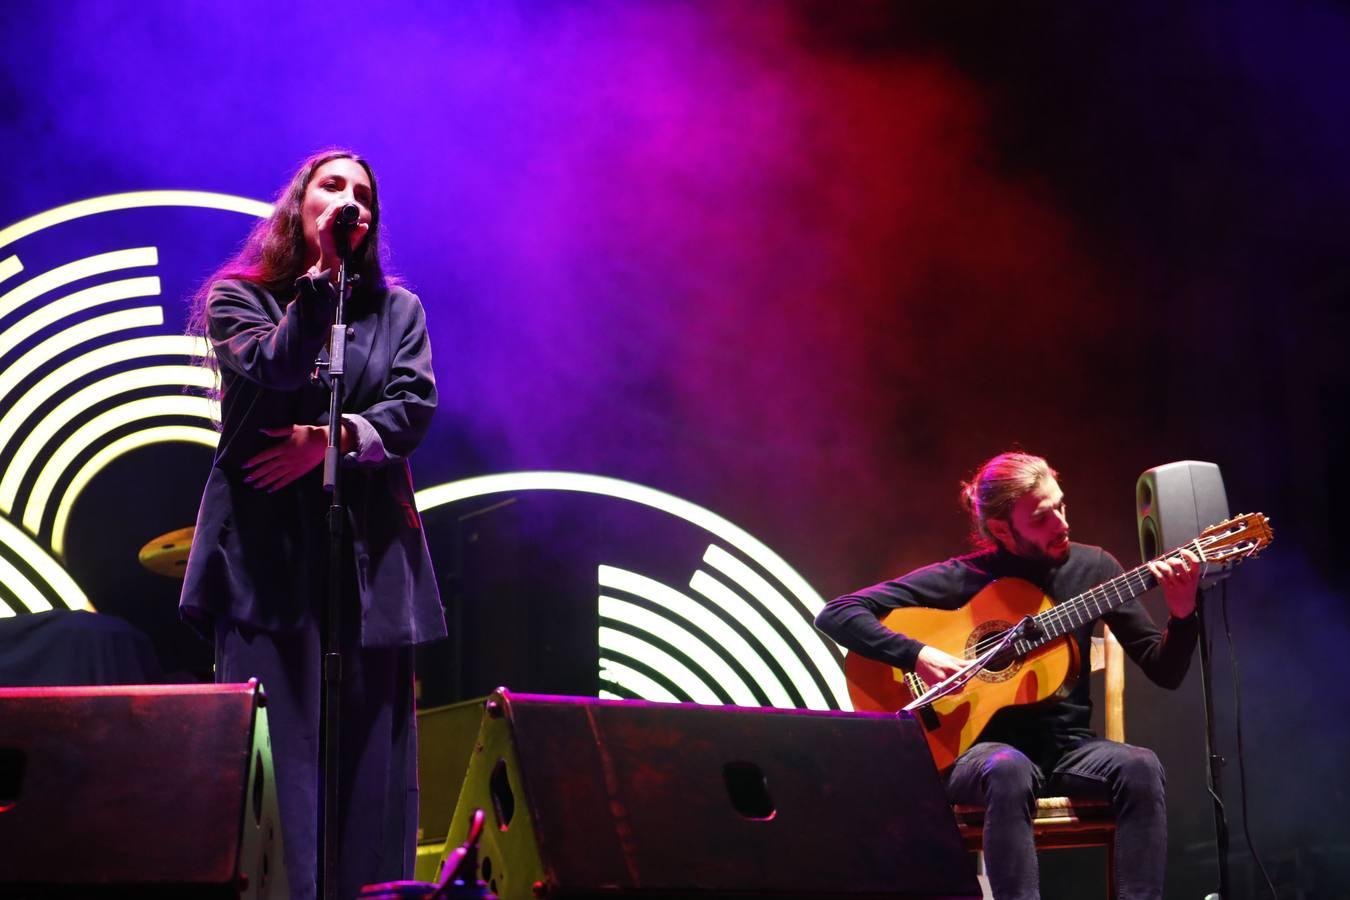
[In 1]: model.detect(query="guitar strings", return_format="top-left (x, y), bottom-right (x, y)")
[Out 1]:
top-left (957, 534), bottom-right (1222, 660)
top-left (919, 519), bottom-right (1264, 686)
top-left (958, 557), bottom-right (1175, 659)
top-left (1031, 534), bottom-right (1215, 634)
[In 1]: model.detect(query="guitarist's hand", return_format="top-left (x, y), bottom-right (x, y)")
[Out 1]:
top-left (915, 646), bottom-right (968, 690)
top-left (1148, 547), bottom-right (1202, 619)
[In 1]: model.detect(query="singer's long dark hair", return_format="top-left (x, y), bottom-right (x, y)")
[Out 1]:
top-left (186, 148), bottom-right (393, 342)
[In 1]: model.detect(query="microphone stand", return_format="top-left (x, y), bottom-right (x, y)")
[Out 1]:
top-left (319, 229), bottom-right (354, 900)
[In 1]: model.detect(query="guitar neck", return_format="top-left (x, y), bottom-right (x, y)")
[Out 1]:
top-left (1010, 539), bottom-right (1198, 656)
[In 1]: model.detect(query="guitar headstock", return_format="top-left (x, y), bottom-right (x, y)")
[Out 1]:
top-left (1195, 512), bottom-right (1273, 569)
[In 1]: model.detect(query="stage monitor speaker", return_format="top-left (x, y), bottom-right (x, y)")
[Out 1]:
top-left (1136, 460), bottom-right (1230, 565)
top-left (0, 681), bottom-right (287, 899)
top-left (414, 696), bottom-right (488, 881)
top-left (440, 689), bottom-right (981, 900)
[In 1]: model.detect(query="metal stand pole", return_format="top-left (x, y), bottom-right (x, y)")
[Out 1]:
top-left (319, 246), bottom-right (353, 900)
top-left (1196, 587), bottom-right (1231, 900)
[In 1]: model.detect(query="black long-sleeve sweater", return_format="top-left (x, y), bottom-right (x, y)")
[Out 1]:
top-left (815, 541), bottom-right (1199, 772)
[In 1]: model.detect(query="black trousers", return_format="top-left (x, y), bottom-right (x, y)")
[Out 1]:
top-left (945, 739), bottom-right (1167, 900)
top-left (215, 617), bottom-right (418, 900)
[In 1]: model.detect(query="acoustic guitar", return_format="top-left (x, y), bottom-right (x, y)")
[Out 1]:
top-left (845, 513), bottom-right (1273, 771)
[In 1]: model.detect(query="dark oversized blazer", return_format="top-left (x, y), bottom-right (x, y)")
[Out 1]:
top-left (179, 274), bottom-right (447, 647)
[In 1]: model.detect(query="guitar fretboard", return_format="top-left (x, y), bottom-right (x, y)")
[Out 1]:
top-left (1007, 537), bottom-right (1203, 657)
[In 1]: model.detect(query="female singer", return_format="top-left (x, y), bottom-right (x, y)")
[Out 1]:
top-left (181, 149), bottom-right (445, 900)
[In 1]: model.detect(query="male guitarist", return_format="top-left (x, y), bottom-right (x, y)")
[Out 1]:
top-left (815, 452), bottom-right (1202, 900)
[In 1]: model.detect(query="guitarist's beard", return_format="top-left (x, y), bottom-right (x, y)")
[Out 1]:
top-left (1006, 524), bottom-right (1072, 566)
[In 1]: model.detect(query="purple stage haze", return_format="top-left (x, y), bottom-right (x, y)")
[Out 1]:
top-left (4, 2), bottom-right (1350, 895)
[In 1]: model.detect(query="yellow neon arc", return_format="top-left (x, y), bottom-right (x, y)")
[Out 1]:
top-left (0, 307), bottom-right (165, 410)
top-left (0, 335), bottom-right (209, 459)
top-left (22, 395), bottom-right (217, 533)
top-left (0, 256), bottom-right (22, 287)
top-left (0, 276), bottom-right (162, 365)
top-left (0, 190), bottom-right (265, 613)
top-left (0, 554), bottom-right (53, 615)
top-left (0, 248), bottom-right (158, 322)
top-left (1, 365), bottom-right (214, 511)
top-left (0, 516), bottom-right (89, 613)
top-left (0, 191), bottom-right (273, 250)
top-left (51, 425), bottom-right (219, 558)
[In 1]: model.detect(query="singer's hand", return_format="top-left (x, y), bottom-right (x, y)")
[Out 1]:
top-left (314, 197), bottom-right (370, 275)
top-left (915, 646), bottom-right (967, 690)
top-left (243, 424), bottom-right (352, 492)
top-left (1147, 547), bottom-right (1202, 618)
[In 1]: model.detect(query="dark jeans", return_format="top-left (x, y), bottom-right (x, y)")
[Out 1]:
top-left (945, 739), bottom-right (1167, 900)
top-left (215, 619), bottom-right (418, 900)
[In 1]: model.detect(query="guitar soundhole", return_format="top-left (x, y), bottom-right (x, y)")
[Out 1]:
top-left (967, 621), bottom-right (1020, 683)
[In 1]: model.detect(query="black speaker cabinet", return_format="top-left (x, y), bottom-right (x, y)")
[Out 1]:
top-left (439, 689), bottom-right (980, 899)
top-left (0, 681), bottom-right (287, 898)
top-left (1136, 460), bottom-right (1230, 565)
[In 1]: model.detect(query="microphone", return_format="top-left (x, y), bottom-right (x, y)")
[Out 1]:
top-left (334, 203), bottom-right (361, 228)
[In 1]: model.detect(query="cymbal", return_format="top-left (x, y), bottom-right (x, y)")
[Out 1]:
top-left (138, 527), bottom-right (194, 579)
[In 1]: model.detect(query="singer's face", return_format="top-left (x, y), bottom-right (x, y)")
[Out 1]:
top-left (302, 157), bottom-right (374, 262)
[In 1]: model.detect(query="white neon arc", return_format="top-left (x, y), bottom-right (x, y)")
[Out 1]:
top-left (22, 395), bottom-right (217, 534)
top-left (598, 565), bottom-right (791, 707)
top-left (0, 275), bottom-right (162, 364)
top-left (0, 335), bottom-right (209, 459)
top-left (51, 425), bottom-right (219, 557)
top-left (599, 658), bottom-right (678, 704)
top-left (415, 472), bottom-right (846, 708)
top-left (0, 247), bottom-right (158, 322)
top-left (702, 544), bottom-right (847, 707)
top-left (1, 365), bottom-right (214, 511)
top-left (599, 626), bottom-right (721, 704)
top-left (0, 307), bottom-right (164, 409)
top-left (0, 256), bottom-right (21, 286)
top-left (0, 191), bottom-right (263, 614)
top-left (689, 569), bottom-right (828, 709)
top-left (599, 594), bottom-right (758, 706)
top-left (0, 554), bottom-right (54, 614)
top-left (0, 516), bottom-right (89, 613)
top-left (0, 192), bottom-right (273, 250)
top-left (415, 474), bottom-right (830, 626)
